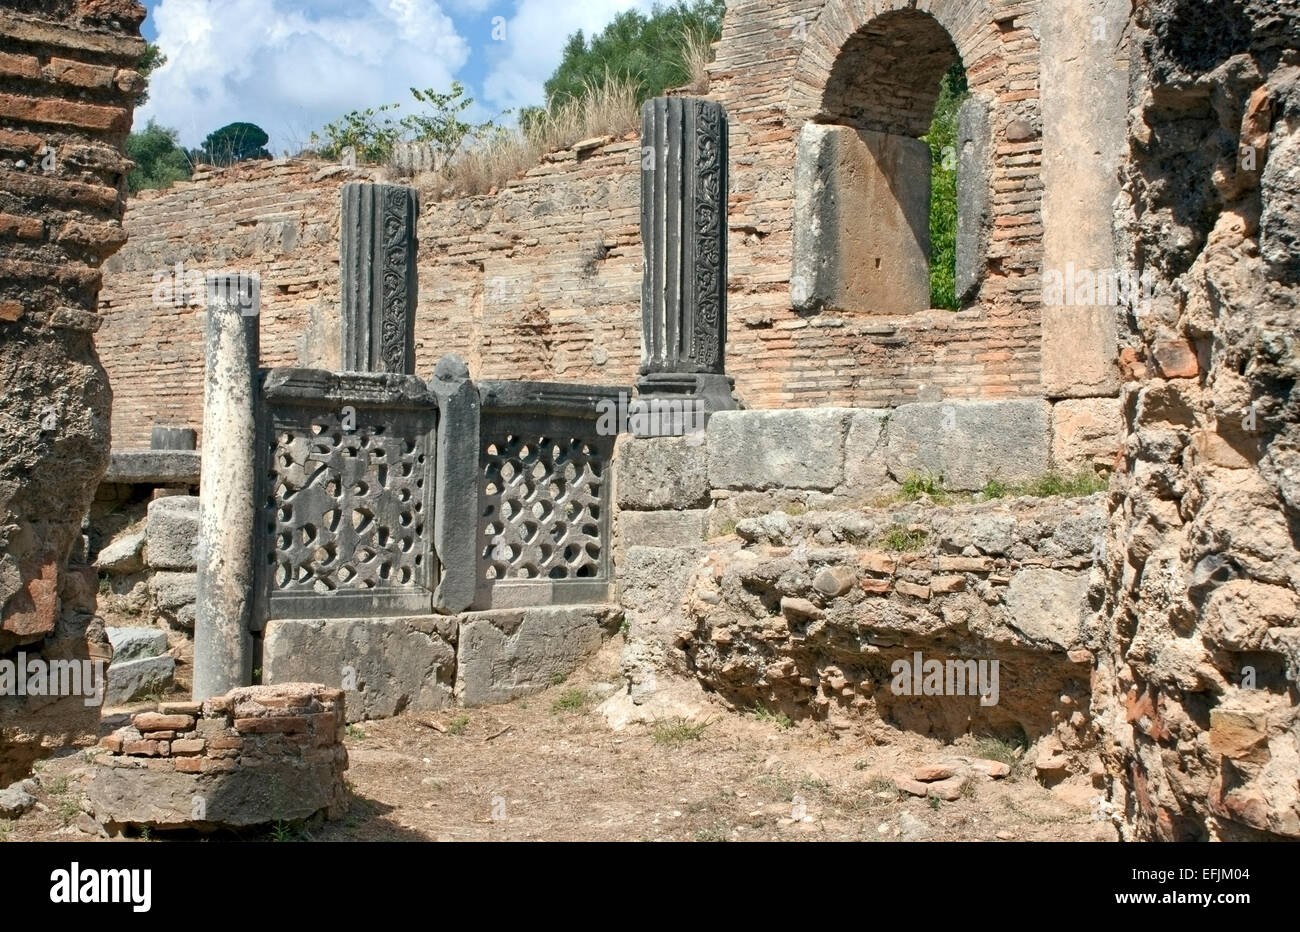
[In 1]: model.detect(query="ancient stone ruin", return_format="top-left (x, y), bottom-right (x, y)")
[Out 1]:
top-left (1, 0), bottom-right (1296, 843)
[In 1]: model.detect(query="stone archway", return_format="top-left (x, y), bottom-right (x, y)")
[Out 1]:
top-left (789, 0), bottom-right (1004, 122)
top-left (788, 0), bottom-right (1020, 316)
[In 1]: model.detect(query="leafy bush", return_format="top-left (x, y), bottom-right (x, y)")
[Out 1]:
top-left (311, 83), bottom-right (496, 167)
top-left (924, 62), bottom-right (968, 310)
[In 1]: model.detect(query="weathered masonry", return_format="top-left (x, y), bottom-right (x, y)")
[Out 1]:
top-left (0, 0), bottom-right (146, 786)
top-left (98, 0), bottom-right (1130, 452)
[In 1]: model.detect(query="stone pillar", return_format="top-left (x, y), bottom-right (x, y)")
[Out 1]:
top-left (340, 182), bottom-right (418, 375)
top-left (429, 354), bottom-right (479, 615)
top-left (635, 97), bottom-right (737, 429)
top-left (193, 274), bottom-right (259, 700)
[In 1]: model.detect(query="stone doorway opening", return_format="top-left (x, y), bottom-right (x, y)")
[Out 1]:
top-left (792, 8), bottom-right (985, 316)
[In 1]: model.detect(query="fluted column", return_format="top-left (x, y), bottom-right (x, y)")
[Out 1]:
top-left (634, 97), bottom-right (736, 428)
top-left (340, 182), bottom-right (418, 374)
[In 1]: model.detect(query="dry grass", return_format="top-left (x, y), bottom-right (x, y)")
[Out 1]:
top-left (418, 25), bottom-right (716, 199)
top-left (677, 24), bottom-right (715, 95)
top-left (421, 74), bottom-right (641, 200)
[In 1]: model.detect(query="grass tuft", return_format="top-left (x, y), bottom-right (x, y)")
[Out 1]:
top-left (551, 688), bottom-right (593, 713)
top-left (651, 717), bottom-right (711, 747)
top-left (749, 703), bottom-right (793, 730)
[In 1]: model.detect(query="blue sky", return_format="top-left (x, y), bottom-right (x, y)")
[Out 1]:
top-left (136, 0), bottom-right (658, 150)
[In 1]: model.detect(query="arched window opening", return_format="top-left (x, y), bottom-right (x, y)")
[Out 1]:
top-left (791, 10), bottom-right (985, 316)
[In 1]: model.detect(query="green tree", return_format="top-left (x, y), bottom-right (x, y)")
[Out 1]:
top-left (923, 61), bottom-right (968, 310)
top-left (194, 122), bottom-right (273, 167)
top-left (543, 0), bottom-right (726, 109)
top-left (134, 42), bottom-right (165, 107)
top-left (125, 119), bottom-right (192, 193)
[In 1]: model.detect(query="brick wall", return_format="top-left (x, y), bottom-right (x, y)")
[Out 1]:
top-left (99, 0), bottom-right (1054, 450)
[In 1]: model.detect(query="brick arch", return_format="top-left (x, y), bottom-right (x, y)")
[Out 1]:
top-left (788, 0), bottom-right (1003, 124)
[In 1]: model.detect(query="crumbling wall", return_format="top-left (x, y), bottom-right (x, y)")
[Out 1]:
top-left (0, 0), bottom-right (145, 784)
top-left (1092, 0), bottom-right (1300, 840)
top-left (614, 408), bottom-right (1113, 784)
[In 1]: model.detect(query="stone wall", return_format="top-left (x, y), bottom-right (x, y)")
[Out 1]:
top-left (98, 0), bottom-right (1134, 451)
top-left (0, 0), bottom-right (144, 785)
top-left (613, 409), bottom-right (1110, 782)
top-left (1091, 0), bottom-right (1300, 841)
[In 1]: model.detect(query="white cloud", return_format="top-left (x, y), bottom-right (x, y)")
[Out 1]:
top-left (480, 0), bottom-right (656, 115)
top-left (138, 0), bottom-right (469, 151)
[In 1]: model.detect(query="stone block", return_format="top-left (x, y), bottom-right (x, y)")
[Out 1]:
top-left (1003, 568), bottom-right (1089, 650)
top-left (105, 655), bottom-right (174, 706)
top-left (615, 434), bottom-right (709, 510)
top-left (884, 400), bottom-right (1051, 490)
top-left (87, 754), bottom-right (343, 829)
top-left (96, 529), bottom-right (144, 574)
top-left (955, 96), bottom-right (992, 303)
top-left (456, 605), bottom-right (621, 706)
top-left (1052, 397), bottom-right (1122, 469)
top-left (842, 408), bottom-right (891, 494)
top-left (261, 616), bottom-right (456, 722)
top-left (150, 571), bottom-right (196, 612)
top-left (792, 123), bottom-right (931, 313)
top-left (707, 408), bottom-right (849, 491)
top-left (617, 509), bottom-right (709, 553)
top-left (146, 494), bottom-right (199, 570)
top-left (105, 625), bottom-right (166, 663)
top-left (620, 545), bottom-right (702, 648)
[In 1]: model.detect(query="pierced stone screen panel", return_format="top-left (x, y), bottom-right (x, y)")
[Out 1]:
top-left (481, 431), bottom-right (606, 581)
top-left (475, 381), bottom-right (619, 608)
top-left (258, 370), bottom-right (438, 622)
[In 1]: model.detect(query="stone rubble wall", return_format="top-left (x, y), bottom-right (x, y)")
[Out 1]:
top-left (1091, 0), bottom-right (1300, 841)
top-left (88, 684), bottom-right (349, 831)
top-left (0, 0), bottom-right (145, 786)
top-left (92, 492), bottom-right (198, 699)
top-left (613, 406), bottom-right (1113, 778)
top-left (93, 0), bottom-right (1140, 452)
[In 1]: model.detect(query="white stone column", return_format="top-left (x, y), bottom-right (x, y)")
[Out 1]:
top-left (193, 273), bottom-right (259, 700)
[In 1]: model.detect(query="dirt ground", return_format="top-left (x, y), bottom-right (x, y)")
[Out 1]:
top-left (3, 639), bottom-right (1118, 843)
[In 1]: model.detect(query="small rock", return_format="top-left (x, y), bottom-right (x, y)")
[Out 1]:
top-left (914, 763), bottom-right (958, 782)
top-left (74, 811), bottom-right (108, 838)
top-left (0, 784), bottom-right (36, 819)
top-left (995, 830), bottom-right (1014, 840)
top-left (897, 778), bottom-right (929, 797)
top-left (898, 811), bottom-right (929, 840)
top-left (927, 775), bottom-right (966, 801)
top-left (779, 596), bottom-right (823, 619)
top-left (96, 530), bottom-right (145, 574)
top-left (812, 567), bottom-right (856, 598)
top-left (970, 759), bottom-right (1011, 779)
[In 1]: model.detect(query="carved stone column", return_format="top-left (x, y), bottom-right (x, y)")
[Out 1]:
top-left (193, 274), bottom-right (259, 700)
top-left (635, 96), bottom-right (737, 431)
top-left (340, 182), bottom-right (418, 375)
